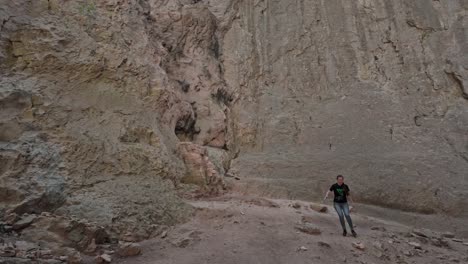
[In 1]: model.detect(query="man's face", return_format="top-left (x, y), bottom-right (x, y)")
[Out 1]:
top-left (337, 177), bottom-right (344, 184)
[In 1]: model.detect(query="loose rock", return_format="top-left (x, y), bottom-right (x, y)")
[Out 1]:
top-left (408, 241), bottom-right (422, 249)
top-left (318, 241), bottom-right (331, 248)
top-left (95, 253), bottom-right (112, 263)
top-left (117, 242), bottom-right (141, 257)
top-left (371, 226), bottom-right (386, 232)
top-left (352, 242), bottom-right (365, 250)
top-left (296, 246), bottom-right (308, 252)
top-left (441, 232), bottom-right (455, 238)
top-left (295, 223), bottom-right (321, 235)
top-left (12, 214), bottom-right (37, 230)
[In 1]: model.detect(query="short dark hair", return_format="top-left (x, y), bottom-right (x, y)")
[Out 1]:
top-left (336, 175), bottom-right (344, 179)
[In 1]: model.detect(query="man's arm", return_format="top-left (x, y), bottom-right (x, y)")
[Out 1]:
top-left (323, 190), bottom-right (330, 201)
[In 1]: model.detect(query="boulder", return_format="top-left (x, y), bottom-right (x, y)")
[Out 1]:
top-left (295, 223), bottom-right (321, 235)
top-left (117, 242), bottom-right (141, 257)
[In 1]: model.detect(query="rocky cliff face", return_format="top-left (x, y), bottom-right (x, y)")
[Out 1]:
top-left (224, 0), bottom-right (468, 217)
top-left (0, 0), bottom-right (467, 256)
top-left (0, 0), bottom-right (235, 243)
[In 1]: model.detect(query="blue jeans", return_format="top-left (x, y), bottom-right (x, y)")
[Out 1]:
top-left (334, 202), bottom-right (354, 231)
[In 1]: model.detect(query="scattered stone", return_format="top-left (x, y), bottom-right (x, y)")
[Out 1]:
top-left (84, 239), bottom-right (97, 254)
top-left (371, 226), bottom-right (386, 232)
top-left (95, 253), bottom-right (112, 263)
top-left (301, 216), bottom-right (314, 224)
top-left (408, 241), bottom-right (422, 249)
top-left (67, 250), bottom-right (82, 264)
top-left (296, 246), bottom-right (308, 252)
top-left (291, 202), bottom-right (301, 209)
top-left (38, 249), bottom-right (53, 259)
top-left (372, 241), bottom-right (383, 250)
top-left (103, 250), bottom-right (114, 255)
top-left (0, 246), bottom-right (16, 257)
top-left (121, 232), bottom-right (137, 242)
top-left (172, 238), bottom-right (191, 248)
top-left (373, 250), bottom-right (384, 258)
top-left (14, 240), bottom-right (38, 251)
top-left (452, 238), bottom-right (463, 243)
top-left (431, 238), bottom-right (450, 248)
top-left (247, 198), bottom-right (280, 208)
top-left (352, 242), bottom-right (365, 250)
top-left (59, 256), bottom-right (68, 262)
top-left (441, 232), bottom-right (455, 238)
top-left (309, 203), bottom-right (328, 213)
top-left (411, 229), bottom-right (429, 238)
top-left (3, 213), bottom-right (19, 225)
top-left (117, 242), bottom-right (141, 257)
top-left (12, 214), bottom-right (37, 230)
top-left (462, 242), bottom-right (468, 246)
top-left (295, 223), bottom-right (321, 235)
top-left (403, 250), bottom-right (413, 257)
top-left (318, 241), bottom-right (331, 248)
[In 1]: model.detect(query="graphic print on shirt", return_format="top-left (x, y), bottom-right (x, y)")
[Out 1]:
top-left (330, 184), bottom-right (349, 203)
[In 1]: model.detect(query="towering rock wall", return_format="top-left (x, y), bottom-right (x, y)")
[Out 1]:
top-left (0, 0), bottom-right (467, 251)
top-left (224, 0), bottom-right (468, 217)
top-left (0, 0), bottom-right (234, 241)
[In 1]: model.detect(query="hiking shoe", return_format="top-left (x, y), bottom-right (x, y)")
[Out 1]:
top-left (351, 230), bottom-right (357, 237)
top-left (343, 230), bottom-right (347, 236)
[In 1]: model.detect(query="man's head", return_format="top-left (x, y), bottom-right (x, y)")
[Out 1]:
top-left (336, 175), bottom-right (344, 184)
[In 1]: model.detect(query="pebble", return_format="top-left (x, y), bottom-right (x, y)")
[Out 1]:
top-left (352, 242), bottom-right (365, 250)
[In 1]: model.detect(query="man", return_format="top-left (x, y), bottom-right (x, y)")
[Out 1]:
top-left (323, 175), bottom-right (357, 237)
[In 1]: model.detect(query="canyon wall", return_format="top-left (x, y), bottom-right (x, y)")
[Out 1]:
top-left (223, 0), bottom-right (468, 217)
top-left (0, 0), bottom-right (467, 251)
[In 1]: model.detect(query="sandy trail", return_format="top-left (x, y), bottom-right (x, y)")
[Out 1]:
top-left (113, 195), bottom-right (468, 264)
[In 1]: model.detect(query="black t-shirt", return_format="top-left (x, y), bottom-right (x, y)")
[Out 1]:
top-left (329, 183), bottom-right (350, 203)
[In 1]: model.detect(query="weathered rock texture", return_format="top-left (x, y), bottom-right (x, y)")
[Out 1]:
top-left (0, 0), bottom-right (467, 254)
top-left (0, 0), bottom-right (233, 241)
top-left (224, 0), bottom-right (468, 217)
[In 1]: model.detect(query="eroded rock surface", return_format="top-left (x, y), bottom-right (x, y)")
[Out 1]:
top-left (1, 0), bottom-right (467, 260)
top-left (224, 0), bottom-right (468, 217)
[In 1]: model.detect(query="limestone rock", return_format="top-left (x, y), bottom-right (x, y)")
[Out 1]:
top-left (12, 214), bottom-right (37, 230)
top-left (352, 242), bottom-right (366, 251)
top-left (178, 142), bottom-right (225, 195)
top-left (95, 254), bottom-right (112, 263)
top-left (226, 0), bottom-right (468, 219)
top-left (116, 242), bottom-right (141, 257)
top-left (318, 241), bottom-right (331, 248)
top-left (295, 223), bottom-right (322, 235)
top-left (408, 242), bottom-right (422, 249)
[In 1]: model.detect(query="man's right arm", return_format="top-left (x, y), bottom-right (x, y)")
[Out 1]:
top-left (324, 185), bottom-right (333, 201)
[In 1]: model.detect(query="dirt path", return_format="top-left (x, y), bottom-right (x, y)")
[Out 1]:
top-left (113, 195), bottom-right (468, 264)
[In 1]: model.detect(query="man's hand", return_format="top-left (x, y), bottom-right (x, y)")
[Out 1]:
top-left (323, 190), bottom-right (330, 203)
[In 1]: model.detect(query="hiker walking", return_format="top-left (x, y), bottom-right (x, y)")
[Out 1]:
top-left (323, 175), bottom-right (357, 237)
